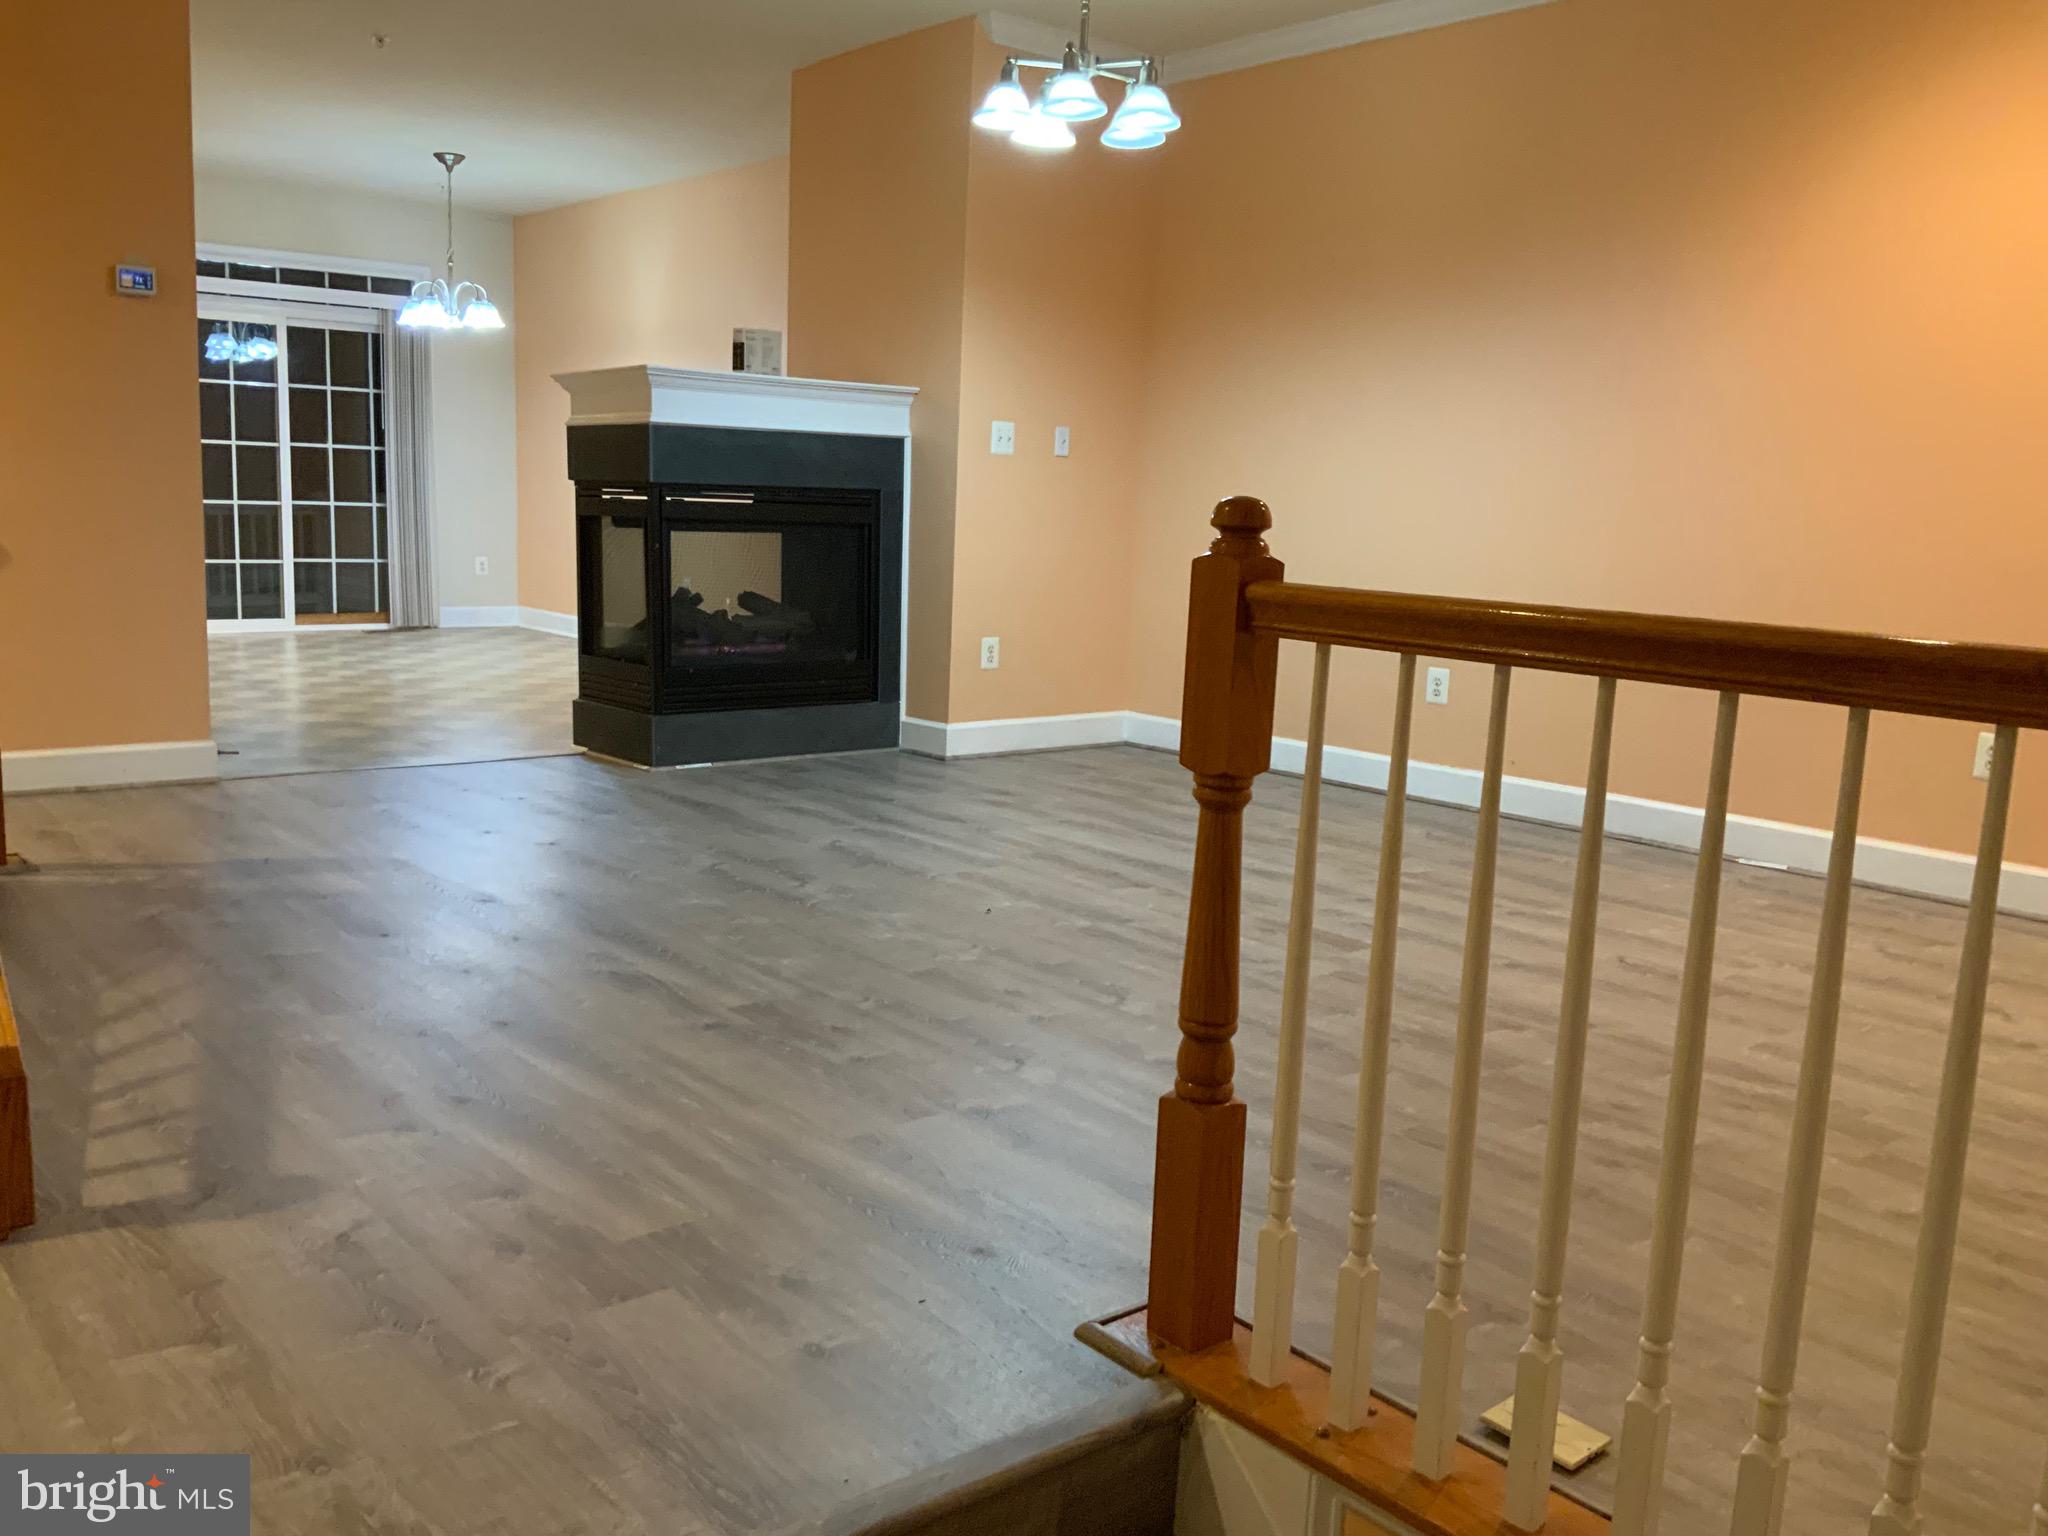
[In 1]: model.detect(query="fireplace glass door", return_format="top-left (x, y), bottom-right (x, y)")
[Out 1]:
top-left (664, 515), bottom-right (874, 707)
top-left (593, 512), bottom-right (650, 663)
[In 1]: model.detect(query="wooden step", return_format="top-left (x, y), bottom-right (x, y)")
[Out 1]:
top-left (786, 1379), bottom-right (1189, 1536)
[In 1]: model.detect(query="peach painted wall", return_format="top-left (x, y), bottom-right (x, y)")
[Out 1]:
top-left (513, 159), bottom-right (790, 618)
top-left (788, 19), bottom-right (979, 721)
top-left (948, 34), bottom-right (1161, 722)
top-left (0, 3), bottom-right (211, 754)
top-left (1126, 0), bottom-right (2048, 861)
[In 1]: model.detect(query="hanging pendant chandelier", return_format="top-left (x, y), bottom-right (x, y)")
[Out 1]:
top-left (398, 151), bottom-right (505, 332)
top-left (972, 0), bottom-right (1180, 152)
top-left (204, 322), bottom-right (279, 366)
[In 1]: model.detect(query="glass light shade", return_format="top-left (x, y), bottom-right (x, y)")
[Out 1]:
top-left (204, 327), bottom-right (239, 363)
top-left (1041, 68), bottom-right (1107, 121)
top-left (1099, 120), bottom-right (1167, 150)
top-left (237, 333), bottom-right (280, 363)
top-left (1011, 105), bottom-right (1078, 150)
top-left (460, 295), bottom-right (505, 331)
top-left (1110, 80), bottom-right (1180, 134)
top-left (973, 75), bottom-right (1032, 132)
top-left (399, 284), bottom-right (458, 330)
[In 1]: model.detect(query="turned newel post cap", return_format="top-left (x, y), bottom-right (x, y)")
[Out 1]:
top-left (1210, 495), bottom-right (1272, 546)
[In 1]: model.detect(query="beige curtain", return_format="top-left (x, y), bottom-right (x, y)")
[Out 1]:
top-left (382, 313), bottom-right (438, 627)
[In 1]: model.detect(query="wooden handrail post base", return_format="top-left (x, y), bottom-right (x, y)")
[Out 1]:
top-left (1148, 496), bottom-right (1280, 1355)
top-left (1147, 1091), bottom-right (1246, 1352)
top-left (0, 963), bottom-right (33, 1241)
top-left (0, 1070), bottom-right (31, 1240)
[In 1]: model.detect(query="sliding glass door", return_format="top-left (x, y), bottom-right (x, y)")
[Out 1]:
top-left (199, 307), bottom-right (390, 630)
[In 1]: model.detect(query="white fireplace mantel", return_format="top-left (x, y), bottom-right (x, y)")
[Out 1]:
top-left (553, 366), bottom-right (918, 440)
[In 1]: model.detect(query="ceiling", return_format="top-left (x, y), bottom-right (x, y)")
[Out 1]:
top-left (189, 0), bottom-right (1371, 216)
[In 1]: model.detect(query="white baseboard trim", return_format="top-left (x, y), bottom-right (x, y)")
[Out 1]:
top-left (517, 606), bottom-right (578, 639)
top-left (439, 605), bottom-right (521, 628)
top-left (2, 739), bottom-right (221, 793)
top-left (1124, 711), bottom-right (2048, 919)
top-left (900, 711), bottom-right (1128, 759)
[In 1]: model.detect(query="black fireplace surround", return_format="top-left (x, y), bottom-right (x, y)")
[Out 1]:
top-left (568, 423), bottom-right (903, 767)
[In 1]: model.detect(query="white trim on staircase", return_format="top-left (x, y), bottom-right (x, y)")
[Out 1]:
top-left (2, 740), bottom-right (221, 793)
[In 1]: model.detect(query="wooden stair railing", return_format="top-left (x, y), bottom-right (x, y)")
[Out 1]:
top-left (1147, 495), bottom-right (2043, 1536)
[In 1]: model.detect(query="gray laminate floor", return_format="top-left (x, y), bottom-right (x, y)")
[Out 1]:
top-left (1, 745), bottom-right (2044, 1535)
top-left (209, 627), bottom-right (579, 778)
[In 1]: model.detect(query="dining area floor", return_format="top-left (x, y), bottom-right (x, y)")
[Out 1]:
top-left (207, 626), bottom-right (578, 779)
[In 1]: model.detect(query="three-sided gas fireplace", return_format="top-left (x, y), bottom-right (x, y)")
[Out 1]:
top-left (560, 390), bottom-right (909, 767)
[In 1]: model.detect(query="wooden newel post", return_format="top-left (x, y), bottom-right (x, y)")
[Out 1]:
top-left (1148, 495), bottom-right (1282, 1352)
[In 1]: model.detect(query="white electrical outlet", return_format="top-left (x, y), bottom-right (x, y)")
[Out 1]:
top-left (990, 420), bottom-right (1015, 455)
top-left (1974, 730), bottom-right (1996, 780)
top-left (1425, 666), bottom-right (1451, 705)
top-left (1054, 425), bottom-right (1071, 457)
top-left (980, 636), bottom-right (1000, 670)
top-left (474, 555), bottom-right (490, 577)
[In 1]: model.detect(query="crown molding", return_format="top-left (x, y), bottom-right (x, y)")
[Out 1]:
top-left (978, 10), bottom-right (1142, 63)
top-left (553, 366), bottom-right (918, 438)
top-left (1166, 0), bottom-right (1559, 83)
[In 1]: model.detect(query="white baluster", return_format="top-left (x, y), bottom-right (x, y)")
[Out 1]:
top-left (1503, 675), bottom-right (1619, 1531)
top-left (1413, 664), bottom-right (1513, 1478)
top-left (1870, 723), bottom-right (2018, 1536)
top-left (1729, 707), bottom-right (1869, 1536)
top-left (1327, 652), bottom-right (1417, 1432)
top-left (1250, 643), bottom-right (1333, 1387)
top-left (2030, 1443), bottom-right (2048, 1536)
top-left (1612, 691), bottom-right (1740, 1536)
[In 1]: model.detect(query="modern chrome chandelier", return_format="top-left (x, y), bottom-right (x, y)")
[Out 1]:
top-left (203, 322), bottom-right (278, 367)
top-left (398, 151), bottom-right (505, 332)
top-left (972, 0), bottom-right (1181, 151)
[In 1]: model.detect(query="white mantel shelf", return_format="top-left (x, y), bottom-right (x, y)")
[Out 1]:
top-left (554, 366), bottom-right (918, 440)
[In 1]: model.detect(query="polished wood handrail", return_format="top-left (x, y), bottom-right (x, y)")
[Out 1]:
top-left (0, 954), bottom-right (34, 1240)
top-left (1154, 495), bottom-right (2040, 1534)
top-left (1245, 582), bottom-right (2048, 727)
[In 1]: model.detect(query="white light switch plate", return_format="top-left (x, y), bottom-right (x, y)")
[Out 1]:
top-left (1054, 425), bottom-right (1071, 457)
top-left (991, 421), bottom-right (1015, 455)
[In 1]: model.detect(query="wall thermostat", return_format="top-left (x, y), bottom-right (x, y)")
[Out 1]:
top-left (114, 265), bottom-right (156, 297)
top-left (732, 327), bottom-right (784, 376)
